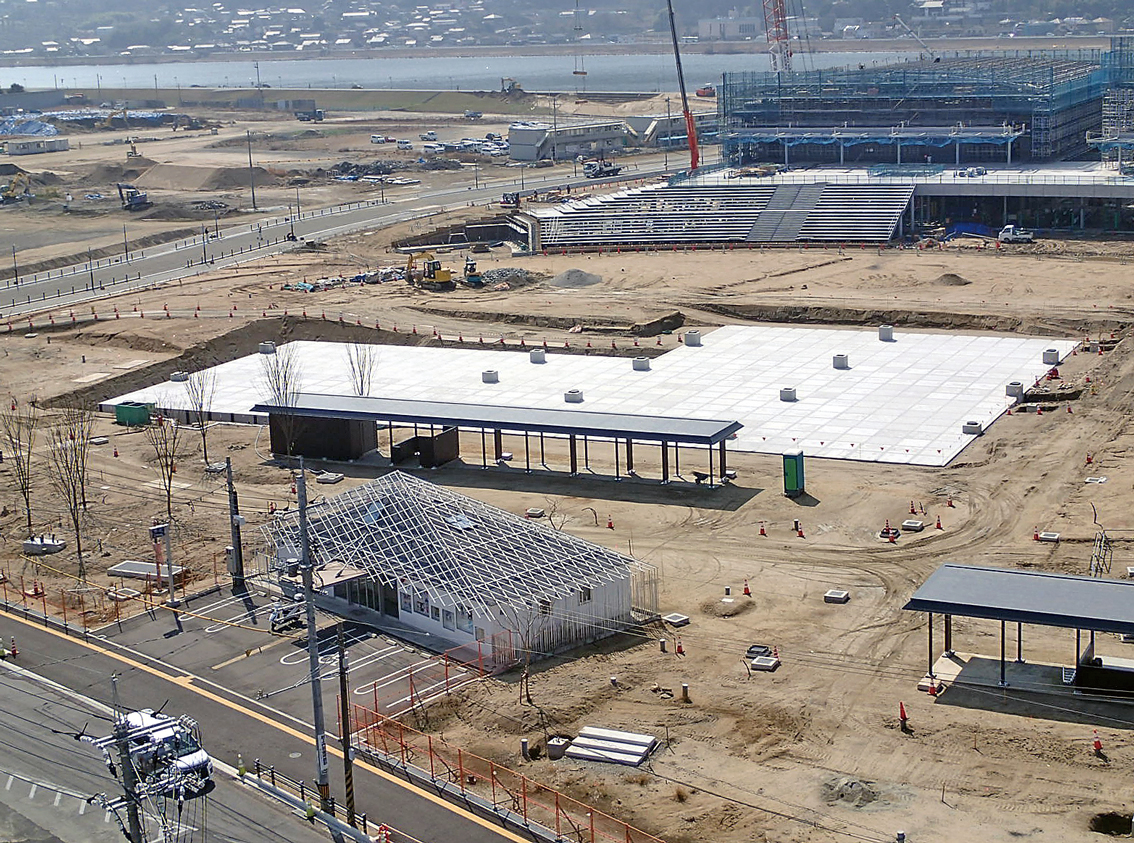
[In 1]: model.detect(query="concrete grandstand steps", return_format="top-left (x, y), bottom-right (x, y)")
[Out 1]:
top-left (797, 184), bottom-right (914, 241)
top-left (529, 181), bottom-right (913, 247)
top-left (745, 184), bottom-right (826, 242)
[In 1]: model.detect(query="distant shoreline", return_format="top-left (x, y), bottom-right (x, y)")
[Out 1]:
top-left (0, 35), bottom-right (1110, 70)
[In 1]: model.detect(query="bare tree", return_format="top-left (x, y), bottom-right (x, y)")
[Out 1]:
top-left (258, 343), bottom-right (304, 464)
top-left (46, 405), bottom-right (94, 582)
top-left (184, 368), bottom-right (217, 465)
top-left (0, 400), bottom-right (39, 539)
top-left (145, 417), bottom-right (184, 521)
top-left (345, 342), bottom-right (378, 397)
top-left (498, 600), bottom-right (551, 706)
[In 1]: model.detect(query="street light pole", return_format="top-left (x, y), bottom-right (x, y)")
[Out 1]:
top-left (297, 463), bottom-right (332, 812)
top-left (246, 130), bottom-right (258, 210)
top-left (122, 224), bottom-right (129, 263)
top-left (11, 244), bottom-right (18, 286)
top-left (201, 224), bottom-right (208, 265)
top-left (295, 185), bottom-right (301, 221)
top-left (665, 96), bottom-right (671, 170)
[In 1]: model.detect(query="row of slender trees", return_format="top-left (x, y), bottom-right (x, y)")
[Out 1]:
top-left (0, 341), bottom-right (377, 587)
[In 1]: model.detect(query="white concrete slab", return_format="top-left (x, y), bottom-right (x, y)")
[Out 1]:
top-left (103, 326), bottom-right (1077, 467)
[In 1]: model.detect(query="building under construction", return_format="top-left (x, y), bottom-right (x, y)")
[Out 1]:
top-left (720, 55), bottom-right (1108, 165)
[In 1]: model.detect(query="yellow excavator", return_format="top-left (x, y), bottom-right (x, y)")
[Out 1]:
top-left (404, 252), bottom-right (454, 291)
top-left (96, 107), bottom-right (129, 131)
top-left (1, 173), bottom-right (31, 204)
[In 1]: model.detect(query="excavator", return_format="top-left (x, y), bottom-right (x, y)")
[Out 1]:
top-left (404, 252), bottom-right (455, 291)
top-left (117, 182), bottom-right (152, 211)
top-left (1, 173), bottom-right (31, 205)
top-left (95, 106), bottom-right (129, 131)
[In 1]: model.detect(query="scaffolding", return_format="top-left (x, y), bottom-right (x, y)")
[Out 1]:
top-left (260, 471), bottom-right (659, 655)
top-left (720, 56), bottom-right (1106, 162)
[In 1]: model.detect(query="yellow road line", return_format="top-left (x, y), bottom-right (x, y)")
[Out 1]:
top-left (6, 613), bottom-right (528, 843)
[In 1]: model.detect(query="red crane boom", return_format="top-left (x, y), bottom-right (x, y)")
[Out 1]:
top-left (763, 0), bottom-right (792, 73)
top-left (664, 0), bottom-right (700, 170)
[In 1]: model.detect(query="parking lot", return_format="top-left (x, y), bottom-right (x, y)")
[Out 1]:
top-left (96, 588), bottom-right (479, 724)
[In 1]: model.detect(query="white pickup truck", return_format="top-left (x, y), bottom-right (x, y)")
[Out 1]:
top-left (419, 130), bottom-right (438, 141)
top-left (997, 225), bottom-right (1035, 243)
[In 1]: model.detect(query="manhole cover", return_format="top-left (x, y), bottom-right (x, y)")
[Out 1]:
top-left (288, 752), bottom-right (302, 759)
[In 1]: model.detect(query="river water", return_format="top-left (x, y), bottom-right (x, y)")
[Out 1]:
top-left (10, 50), bottom-right (910, 93)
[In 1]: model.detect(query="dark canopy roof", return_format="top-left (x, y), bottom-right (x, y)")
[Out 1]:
top-left (251, 393), bottom-right (743, 446)
top-left (903, 564), bottom-right (1134, 635)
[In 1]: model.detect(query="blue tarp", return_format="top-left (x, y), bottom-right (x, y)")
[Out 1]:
top-left (0, 118), bottom-right (58, 136)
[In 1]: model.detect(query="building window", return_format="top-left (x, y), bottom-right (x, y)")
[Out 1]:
top-left (578, 587), bottom-right (592, 605)
top-left (400, 590), bottom-right (412, 613)
top-left (443, 609), bottom-right (456, 630)
top-left (431, 605), bottom-right (441, 622)
top-left (457, 606), bottom-right (473, 633)
top-left (539, 598), bottom-right (551, 616)
top-left (739, 23), bottom-right (756, 33)
top-left (414, 591), bottom-right (429, 615)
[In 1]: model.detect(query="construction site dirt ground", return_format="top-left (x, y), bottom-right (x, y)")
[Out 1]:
top-left (6, 112), bottom-right (1134, 842)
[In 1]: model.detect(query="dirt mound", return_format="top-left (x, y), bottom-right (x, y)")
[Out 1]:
top-left (934, 272), bottom-right (972, 286)
top-left (87, 161), bottom-right (153, 185)
top-left (136, 164), bottom-right (275, 191)
top-left (821, 777), bottom-right (879, 808)
top-left (699, 597), bottom-right (754, 618)
top-left (550, 268), bottom-right (602, 289)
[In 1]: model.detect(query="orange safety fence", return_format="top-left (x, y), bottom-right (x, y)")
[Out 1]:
top-left (350, 702), bottom-right (665, 843)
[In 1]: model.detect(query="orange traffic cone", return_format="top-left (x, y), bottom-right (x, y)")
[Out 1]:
top-left (797, 525), bottom-right (805, 538)
top-left (113, 447), bottom-right (119, 458)
top-left (1037, 406), bottom-right (1043, 415)
top-left (947, 498), bottom-right (954, 508)
top-left (743, 579), bottom-right (751, 597)
top-left (1093, 730), bottom-right (1104, 755)
top-left (910, 500), bottom-right (917, 514)
top-left (936, 515), bottom-right (943, 530)
top-left (899, 701), bottom-right (908, 726)
top-left (759, 523), bottom-right (766, 537)
top-left (9, 637), bottom-right (16, 656)
top-left (1033, 527), bottom-right (1040, 541)
top-left (928, 681), bottom-right (937, 697)
top-left (675, 639), bottom-right (685, 656)
top-left (607, 516), bottom-right (614, 529)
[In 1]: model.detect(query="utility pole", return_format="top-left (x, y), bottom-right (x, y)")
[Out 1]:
top-left (664, 96), bottom-right (671, 170)
top-left (295, 185), bottom-right (301, 221)
top-left (297, 462), bottom-right (331, 811)
top-left (112, 677), bottom-right (144, 843)
top-left (226, 457), bottom-right (245, 591)
top-left (246, 130), bottom-right (258, 210)
top-left (11, 244), bottom-right (18, 286)
top-left (200, 224), bottom-right (208, 265)
top-left (338, 624), bottom-right (357, 827)
top-left (123, 224), bottom-right (129, 263)
top-left (550, 95), bottom-right (558, 164)
top-left (87, 247), bottom-right (95, 289)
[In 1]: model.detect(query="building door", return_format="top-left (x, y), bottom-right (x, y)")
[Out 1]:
top-left (382, 582), bottom-right (400, 619)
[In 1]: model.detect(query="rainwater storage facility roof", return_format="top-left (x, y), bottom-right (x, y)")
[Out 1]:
top-left (903, 564), bottom-right (1134, 635)
top-left (103, 325), bottom-right (1077, 467)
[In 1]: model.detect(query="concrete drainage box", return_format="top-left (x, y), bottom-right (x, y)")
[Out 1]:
top-left (901, 520), bottom-right (925, 532)
top-left (824, 589), bottom-right (850, 604)
top-left (662, 612), bottom-right (690, 627)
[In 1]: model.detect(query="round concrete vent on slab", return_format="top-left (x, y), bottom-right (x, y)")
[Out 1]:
top-left (529, 348), bottom-right (546, 364)
top-left (1042, 348), bottom-right (1060, 365)
top-left (879, 325), bottom-right (895, 342)
top-left (684, 330), bottom-right (702, 347)
top-left (1006, 381), bottom-right (1024, 398)
top-left (259, 342), bottom-right (276, 354)
top-left (565, 389), bottom-right (584, 403)
top-left (962, 420), bottom-right (983, 435)
top-left (780, 387), bottom-right (797, 402)
top-left (833, 354), bottom-right (849, 369)
top-left (482, 370), bottom-right (499, 384)
top-left (633, 357), bottom-right (650, 371)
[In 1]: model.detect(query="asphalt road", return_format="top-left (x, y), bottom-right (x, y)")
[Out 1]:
top-left (0, 658), bottom-right (334, 843)
top-left (0, 608), bottom-right (531, 843)
top-left (2, 156), bottom-right (673, 321)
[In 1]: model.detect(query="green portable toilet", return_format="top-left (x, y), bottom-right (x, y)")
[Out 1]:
top-left (783, 449), bottom-right (805, 498)
top-left (115, 401), bottom-right (152, 427)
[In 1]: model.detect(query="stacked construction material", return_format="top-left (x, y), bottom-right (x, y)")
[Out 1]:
top-left (565, 727), bottom-right (658, 767)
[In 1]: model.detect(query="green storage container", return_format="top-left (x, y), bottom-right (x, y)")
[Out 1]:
top-left (115, 401), bottom-right (152, 427)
